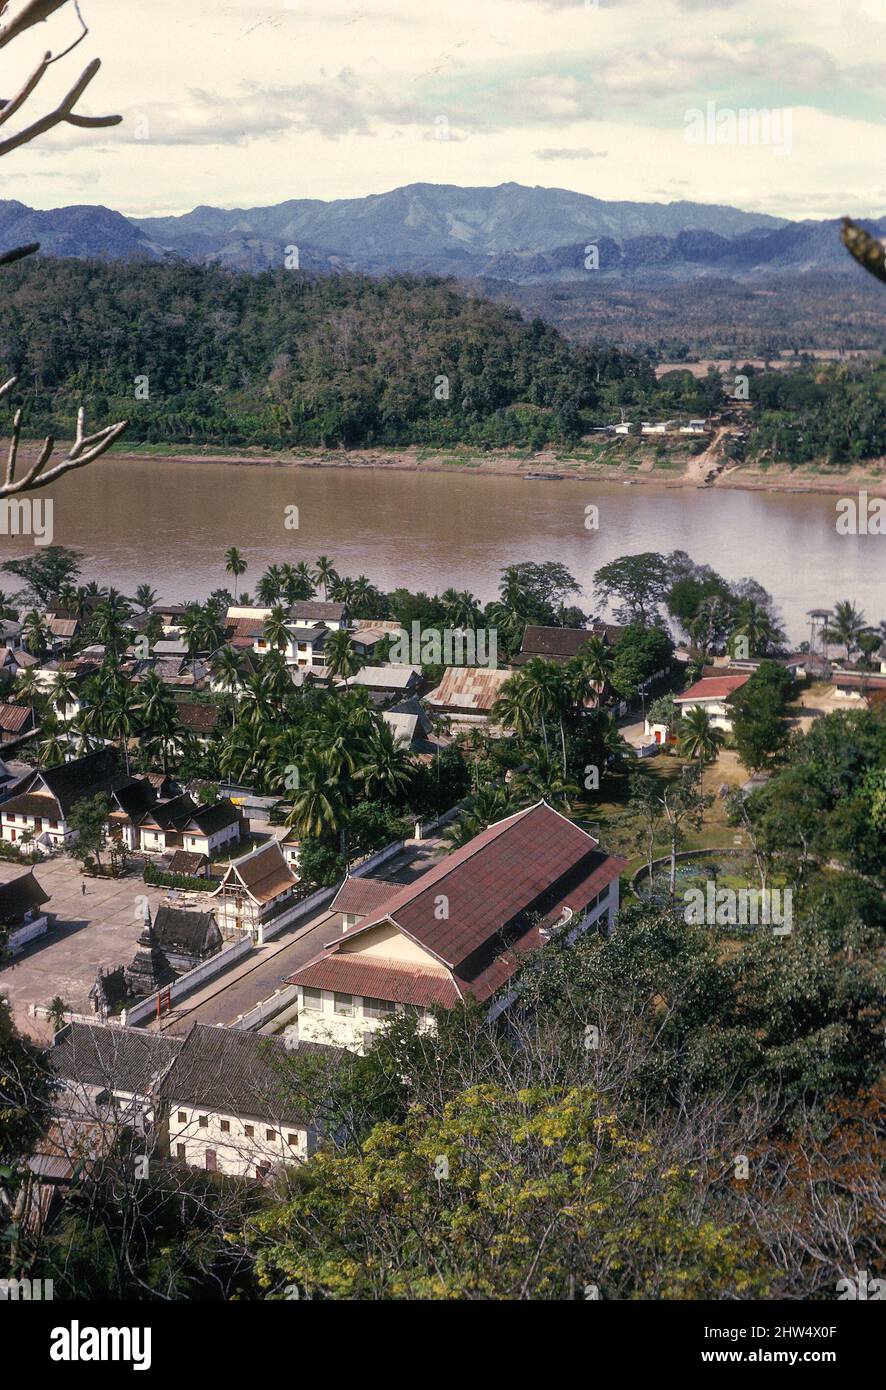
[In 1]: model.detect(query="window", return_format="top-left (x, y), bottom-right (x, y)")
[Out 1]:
top-left (198, 1115), bottom-right (208, 1128)
top-left (287, 1133), bottom-right (298, 1146)
top-left (244, 1125), bottom-right (254, 1138)
top-left (303, 987), bottom-right (322, 1012)
top-left (220, 1120), bottom-right (230, 1133)
top-left (177, 1111), bottom-right (186, 1123)
top-left (363, 996), bottom-right (394, 1019)
top-left (176, 1144), bottom-right (186, 1159)
top-left (334, 992), bottom-right (354, 1016)
top-left (266, 1128), bottom-right (276, 1141)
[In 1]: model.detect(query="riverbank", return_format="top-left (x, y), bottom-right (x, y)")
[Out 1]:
top-left (104, 441), bottom-right (886, 497)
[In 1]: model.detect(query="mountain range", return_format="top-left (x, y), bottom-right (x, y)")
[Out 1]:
top-left (0, 183), bottom-right (876, 284)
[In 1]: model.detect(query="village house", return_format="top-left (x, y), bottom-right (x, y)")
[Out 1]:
top-left (173, 699), bottom-right (222, 745)
top-left (287, 801), bottom-right (627, 1053)
top-left (425, 666), bottom-right (513, 726)
top-left (343, 664), bottom-right (423, 702)
top-left (0, 618), bottom-right (23, 650)
top-left (0, 701), bottom-right (37, 744)
top-left (382, 695), bottom-right (438, 752)
top-left (109, 788), bottom-right (242, 858)
top-left (0, 865), bottom-right (51, 953)
top-left (511, 622), bottom-right (624, 669)
top-left (673, 673), bottom-right (751, 732)
top-left (210, 839), bottom-right (299, 940)
top-left (0, 749), bottom-right (133, 852)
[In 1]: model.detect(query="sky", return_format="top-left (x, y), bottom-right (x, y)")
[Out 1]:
top-left (5, 0), bottom-right (886, 219)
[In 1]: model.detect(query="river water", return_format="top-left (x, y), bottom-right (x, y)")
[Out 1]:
top-left (1, 458), bottom-right (883, 645)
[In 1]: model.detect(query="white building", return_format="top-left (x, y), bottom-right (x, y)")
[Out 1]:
top-left (672, 674), bottom-right (751, 732)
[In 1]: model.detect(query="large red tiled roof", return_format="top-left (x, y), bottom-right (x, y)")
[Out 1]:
top-left (345, 801), bottom-right (625, 969)
top-left (288, 954), bottom-right (461, 1009)
top-left (675, 674), bottom-right (750, 702)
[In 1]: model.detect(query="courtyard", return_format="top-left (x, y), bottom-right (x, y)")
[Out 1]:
top-left (0, 855), bottom-right (170, 1042)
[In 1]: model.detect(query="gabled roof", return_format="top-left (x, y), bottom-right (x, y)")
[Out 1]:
top-left (0, 867), bottom-right (50, 925)
top-left (425, 666), bottom-right (512, 712)
top-left (0, 703), bottom-right (35, 733)
top-left (330, 874), bottom-right (401, 917)
top-left (518, 625), bottom-right (597, 660)
top-left (674, 674), bottom-right (751, 702)
top-left (26, 749), bottom-right (130, 816)
top-left (52, 1022), bottom-right (185, 1095)
top-left (174, 701), bottom-right (221, 735)
top-left (349, 664), bottom-right (420, 690)
top-left (212, 839), bottom-right (296, 904)
top-left (157, 1024), bottom-right (335, 1126)
top-left (182, 798), bottom-right (241, 836)
top-left (153, 906), bottom-right (220, 954)
top-left (340, 801), bottom-right (624, 971)
top-left (289, 600), bottom-right (345, 623)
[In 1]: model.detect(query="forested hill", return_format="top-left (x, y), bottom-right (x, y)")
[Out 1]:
top-left (0, 258), bottom-right (654, 449)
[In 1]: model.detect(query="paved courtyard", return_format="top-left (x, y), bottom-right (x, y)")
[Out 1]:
top-left (0, 856), bottom-right (169, 1041)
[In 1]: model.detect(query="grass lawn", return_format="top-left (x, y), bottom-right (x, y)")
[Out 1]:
top-left (577, 747), bottom-right (750, 875)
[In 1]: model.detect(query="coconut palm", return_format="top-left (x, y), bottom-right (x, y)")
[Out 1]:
top-left (825, 599), bottom-right (867, 662)
top-left (445, 785), bottom-right (513, 848)
top-left (14, 667), bottom-right (42, 706)
top-left (50, 670), bottom-right (79, 722)
top-left (324, 629), bottom-right (362, 688)
top-left (492, 672), bottom-right (535, 741)
top-left (257, 565), bottom-right (284, 605)
top-left (285, 754), bottom-right (347, 838)
top-left (356, 723), bottom-right (414, 801)
top-left (677, 706), bottom-right (723, 766)
top-left (225, 547), bottom-right (247, 604)
top-left (132, 584), bottom-right (157, 614)
top-left (729, 599), bottom-right (781, 658)
top-left (569, 636), bottom-right (613, 710)
top-left (22, 610), bottom-right (50, 658)
top-left (211, 645), bottom-right (244, 724)
top-left (37, 717), bottom-right (69, 768)
top-left (313, 556), bottom-right (338, 601)
top-left (263, 605), bottom-right (291, 655)
top-left (137, 671), bottom-right (179, 772)
top-left (511, 750), bottom-right (580, 810)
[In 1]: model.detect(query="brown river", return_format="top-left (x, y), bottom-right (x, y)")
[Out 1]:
top-left (1, 457), bottom-right (883, 644)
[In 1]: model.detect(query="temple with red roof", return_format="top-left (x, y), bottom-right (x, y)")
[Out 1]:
top-left (286, 801), bottom-right (627, 1051)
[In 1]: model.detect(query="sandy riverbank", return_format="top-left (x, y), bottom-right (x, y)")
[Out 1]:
top-left (104, 443), bottom-right (886, 498)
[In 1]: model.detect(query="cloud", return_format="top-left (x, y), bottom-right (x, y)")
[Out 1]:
top-left (535, 146), bottom-right (607, 159)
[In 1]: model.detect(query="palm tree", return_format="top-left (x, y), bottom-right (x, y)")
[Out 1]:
top-left (263, 605), bottom-right (291, 656)
top-left (132, 584), bottom-right (157, 614)
top-left (677, 706), bottom-right (723, 766)
top-left (37, 718), bottom-right (68, 768)
top-left (225, 547), bottom-right (247, 604)
top-left (212, 645), bottom-right (244, 724)
top-left (50, 670), bottom-right (78, 722)
top-left (511, 750), bottom-right (580, 810)
top-left (91, 592), bottom-right (133, 658)
top-left (14, 667), bottom-right (42, 706)
top-left (492, 672), bottom-right (535, 741)
top-left (825, 599), bottom-right (866, 662)
top-left (257, 565), bottom-right (284, 605)
top-left (569, 636), bottom-right (613, 710)
top-left (22, 610), bottom-right (50, 658)
top-left (729, 599), bottom-right (781, 658)
top-left (324, 629), bottom-right (362, 688)
top-left (445, 785), bottom-right (513, 848)
top-left (487, 570), bottom-right (531, 654)
top-left (441, 588), bottom-right (481, 631)
top-left (285, 754), bottom-right (347, 839)
top-left (102, 681), bottom-right (136, 774)
top-left (356, 723), bottom-right (414, 801)
top-left (137, 671), bottom-right (179, 772)
top-left (518, 657), bottom-right (570, 763)
top-left (313, 556), bottom-right (337, 601)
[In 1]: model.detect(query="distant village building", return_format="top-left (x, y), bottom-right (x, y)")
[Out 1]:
top-left (1, 749), bottom-right (132, 852)
top-left (673, 674), bottom-right (751, 732)
top-left (425, 666), bottom-right (513, 725)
